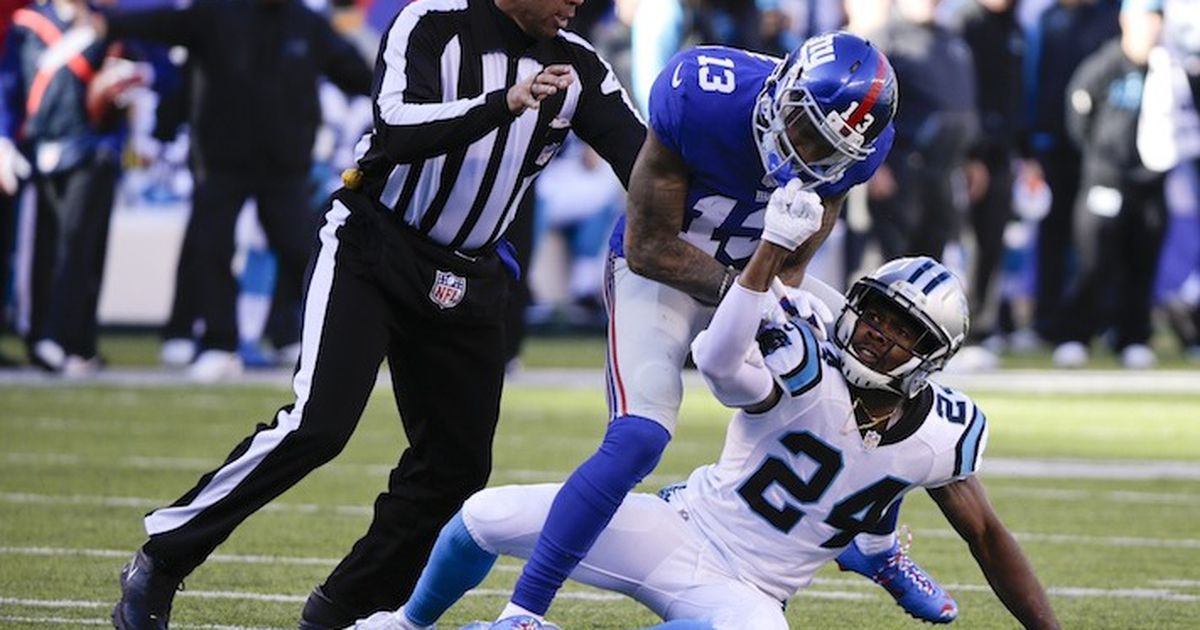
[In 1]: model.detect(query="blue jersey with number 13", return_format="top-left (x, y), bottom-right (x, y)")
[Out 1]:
top-left (610, 45), bottom-right (894, 269)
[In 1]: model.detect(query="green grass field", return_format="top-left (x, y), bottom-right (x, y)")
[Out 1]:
top-left (1, 376), bottom-right (1199, 629)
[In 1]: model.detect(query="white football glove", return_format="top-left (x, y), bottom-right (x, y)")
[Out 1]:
top-left (0, 137), bottom-right (31, 196)
top-left (762, 178), bottom-right (823, 251)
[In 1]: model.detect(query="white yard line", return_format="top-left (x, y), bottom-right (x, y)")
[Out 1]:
top-left (0, 611), bottom-right (283, 630)
top-left (0, 491), bottom-right (374, 517)
top-left (2, 367), bottom-right (1200, 394)
top-left (917, 528), bottom-right (1200, 549)
top-left (982, 458), bottom-right (1200, 481)
top-left (1155, 580), bottom-right (1200, 588)
top-left (7, 450), bottom-right (1200, 483)
top-left (3, 573), bottom-right (1198, 620)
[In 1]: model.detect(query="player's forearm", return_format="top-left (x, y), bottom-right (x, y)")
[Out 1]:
top-left (625, 173), bottom-right (730, 305)
top-left (778, 194), bottom-right (842, 287)
top-left (625, 231), bottom-right (730, 305)
top-left (972, 529), bottom-right (1060, 630)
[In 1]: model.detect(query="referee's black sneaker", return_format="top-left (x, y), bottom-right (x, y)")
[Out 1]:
top-left (298, 586), bottom-right (355, 629)
top-left (112, 548), bottom-right (183, 630)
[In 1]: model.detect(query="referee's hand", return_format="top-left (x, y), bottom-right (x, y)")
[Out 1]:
top-left (507, 64), bottom-right (574, 114)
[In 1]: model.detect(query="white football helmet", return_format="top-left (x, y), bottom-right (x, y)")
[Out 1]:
top-left (833, 257), bottom-right (969, 398)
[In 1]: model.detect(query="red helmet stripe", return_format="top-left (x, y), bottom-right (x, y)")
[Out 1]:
top-left (847, 52), bottom-right (887, 128)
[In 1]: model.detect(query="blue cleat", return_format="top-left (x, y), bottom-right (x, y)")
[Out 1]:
top-left (111, 549), bottom-right (183, 630)
top-left (836, 540), bottom-right (958, 624)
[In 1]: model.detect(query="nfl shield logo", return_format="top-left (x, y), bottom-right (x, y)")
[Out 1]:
top-left (429, 270), bottom-right (467, 309)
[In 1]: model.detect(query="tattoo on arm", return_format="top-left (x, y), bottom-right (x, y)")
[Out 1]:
top-left (625, 131), bottom-right (729, 304)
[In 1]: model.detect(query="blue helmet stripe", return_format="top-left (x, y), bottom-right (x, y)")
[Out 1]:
top-left (905, 259), bottom-right (936, 285)
top-left (921, 271), bottom-right (952, 295)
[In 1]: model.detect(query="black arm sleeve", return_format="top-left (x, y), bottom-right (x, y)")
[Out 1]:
top-left (373, 12), bottom-right (515, 163)
top-left (569, 46), bottom-right (646, 188)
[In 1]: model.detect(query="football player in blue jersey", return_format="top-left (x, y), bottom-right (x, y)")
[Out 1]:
top-left (486, 32), bottom-right (956, 629)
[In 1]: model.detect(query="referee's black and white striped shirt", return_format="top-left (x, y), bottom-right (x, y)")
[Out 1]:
top-left (353, 0), bottom-right (646, 253)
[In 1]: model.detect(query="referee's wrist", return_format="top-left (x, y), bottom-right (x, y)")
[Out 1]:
top-left (489, 89), bottom-right (520, 120)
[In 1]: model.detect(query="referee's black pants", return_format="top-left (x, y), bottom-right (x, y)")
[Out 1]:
top-left (142, 189), bottom-right (509, 617)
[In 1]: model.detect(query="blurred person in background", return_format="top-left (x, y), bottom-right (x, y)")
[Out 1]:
top-left (87, 0), bottom-right (373, 382)
top-left (865, 0), bottom-right (979, 263)
top-left (530, 135), bottom-right (624, 326)
top-left (0, 0), bottom-right (146, 376)
top-left (1023, 0), bottom-right (1119, 347)
top-left (630, 0), bottom-right (766, 113)
top-left (0, 0), bottom-right (30, 369)
top-left (1052, 0), bottom-right (1166, 368)
top-left (758, 0), bottom-right (847, 55)
top-left (1145, 0), bottom-right (1200, 358)
top-left (950, 0), bottom-right (1027, 364)
top-left (838, 0), bottom-right (891, 287)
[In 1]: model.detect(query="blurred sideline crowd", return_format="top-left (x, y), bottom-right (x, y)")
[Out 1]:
top-left (1, 0), bottom-right (1198, 380)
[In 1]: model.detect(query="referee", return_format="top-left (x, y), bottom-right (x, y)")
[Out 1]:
top-left (111, 0), bottom-right (646, 629)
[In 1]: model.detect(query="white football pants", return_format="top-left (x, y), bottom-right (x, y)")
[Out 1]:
top-left (603, 255), bottom-right (715, 433)
top-left (462, 484), bottom-right (789, 630)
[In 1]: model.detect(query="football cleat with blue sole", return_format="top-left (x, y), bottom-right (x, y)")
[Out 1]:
top-left (836, 540), bottom-right (958, 624)
top-left (111, 549), bottom-right (184, 630)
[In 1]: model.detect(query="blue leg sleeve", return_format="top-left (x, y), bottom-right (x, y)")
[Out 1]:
top-left (511, 415), bottom-right (671, 615)
top-left (403, 512), bottom-right (497, 627)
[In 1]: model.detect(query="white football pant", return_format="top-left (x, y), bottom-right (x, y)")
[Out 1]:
top-left (603, 255), bottom-right (715, 433)
top-left (462, 484), bottom-right (788, 630)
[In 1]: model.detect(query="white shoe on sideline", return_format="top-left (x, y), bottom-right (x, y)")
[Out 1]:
top-left (161, 338), bottom-right (196, 367)
top-left (62, 355), bottom-right (103, 379)
top-left (1008, 328), bottom-right (1044, 354)
top-left (189, 350), bottom-right (244, 383)
top-left (32, 339), bottom-right (65, 372)
top-left (1121, 344), bottom-right (1157, 370)
top-left (1052, 342), bottom-right (1088, 369)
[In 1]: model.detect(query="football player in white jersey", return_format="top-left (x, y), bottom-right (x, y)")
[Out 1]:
top-left (349, 168), bottom-right (1060, 630)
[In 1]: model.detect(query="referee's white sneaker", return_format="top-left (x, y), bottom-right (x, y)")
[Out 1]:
top-left (189, 350), bottom-right (244, 383)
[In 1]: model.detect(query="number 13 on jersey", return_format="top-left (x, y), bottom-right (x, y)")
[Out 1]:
top-left (697, 55), bottom-right (735, 94)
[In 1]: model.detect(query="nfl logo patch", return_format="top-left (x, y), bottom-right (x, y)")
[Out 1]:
top-left (429, 270), bottom-right (466, 309)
